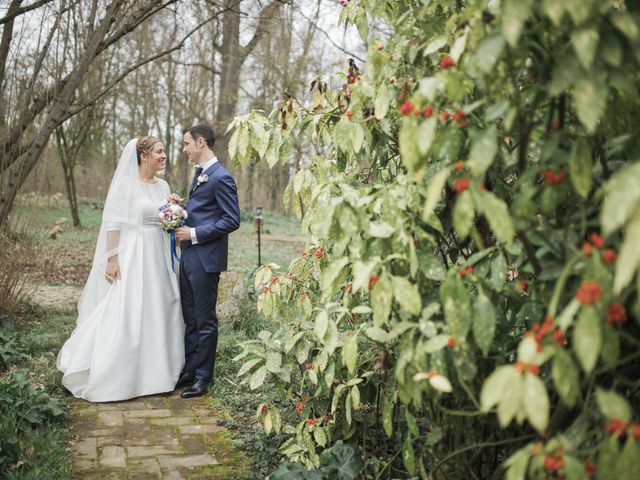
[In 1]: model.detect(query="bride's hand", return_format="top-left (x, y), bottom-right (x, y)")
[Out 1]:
top-left (105, 259), bottom-right (121, 283)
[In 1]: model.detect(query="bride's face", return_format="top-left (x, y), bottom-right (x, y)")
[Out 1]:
top-left (142, 142), bottom-right (166, 173)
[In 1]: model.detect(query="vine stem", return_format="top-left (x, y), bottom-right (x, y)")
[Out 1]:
top-left (433, 434), bottom-right (537, 475)
top-left (374, 447), bottom-right (402, 480)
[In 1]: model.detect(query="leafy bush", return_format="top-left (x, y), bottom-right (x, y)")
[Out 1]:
top-left (0, 370), bottom-right (66, 428)
top-left (0, 330), bottom-right (29, 372)
top-left (271, 441), bottom-right (361, 480)
top-left (231, 0), bottom-right (640, 478)
top-left (0, 370), bottom-right (67, 472)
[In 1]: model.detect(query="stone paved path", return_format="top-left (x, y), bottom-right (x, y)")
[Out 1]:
top-left (70, 389), bottom-right (250, 479)
top-left (34, 272), bottom-right (251, 478)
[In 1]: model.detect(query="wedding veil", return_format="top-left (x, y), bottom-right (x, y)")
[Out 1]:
top-left (76, 138), bottom-right (140, 322)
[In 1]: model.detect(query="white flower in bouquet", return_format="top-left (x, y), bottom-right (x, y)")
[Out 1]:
top-left (158, 197), bottom-right (188, 232)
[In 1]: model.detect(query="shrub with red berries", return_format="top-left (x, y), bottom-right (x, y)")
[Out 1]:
top-left (231, 1), bottom-right (640, 477)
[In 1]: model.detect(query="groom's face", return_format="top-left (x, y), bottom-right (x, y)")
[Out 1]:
top-left (183, 132), bottom-right (202, 164)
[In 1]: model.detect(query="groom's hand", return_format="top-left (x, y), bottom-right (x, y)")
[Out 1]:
top-left (175, 226), bottom-right (191, 242)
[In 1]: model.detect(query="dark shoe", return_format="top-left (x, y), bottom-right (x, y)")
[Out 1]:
top-left (175, 372), bottom-right (195, 388)
top-left (181, 379), bottom-right (210, 398)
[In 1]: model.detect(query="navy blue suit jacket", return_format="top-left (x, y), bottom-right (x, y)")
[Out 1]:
top-left (182, 162), bottom-right (240, 272)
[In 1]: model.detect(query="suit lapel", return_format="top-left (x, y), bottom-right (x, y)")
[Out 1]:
top-left (190, 162), bottom-right (222, 194)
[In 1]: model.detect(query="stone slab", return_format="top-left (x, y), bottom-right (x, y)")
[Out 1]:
top-left (99, 445), bottom-right (126, 468)
top-left (157, 454), bottom-right (218, 469)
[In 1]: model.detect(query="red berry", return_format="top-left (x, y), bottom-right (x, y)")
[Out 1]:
top-left (454, 160), bottom-right (464, 171)
top-left (528, 364), bottom-right (540, 375)
top-left (263, 287), bottom-right (270, 294)
top-left (453, 109), bottom-right (466, 122)
top-left (346, 111), bottom-right (353, 120)
top-left (602, 249), bottom-right (617, 265)
top-left (377, 44), bottom-right (384, 51)
top-left (520, 280), bottom-right (528, 292)
top-left (606, 303), bottom-right (627, 324)
top-left (584, 462), bottom-right (597, 478)
top-left (307, 418), bottom-right (318, 426)
top-left (590, 233), bottom-right (605, 248)
top-left (344, 283), bottom-right (353, 293)
top-left (422, 105), bottom-right (433, 118)
top-left (606, 419), bottom-right (627, 435)
top-left (368, 275), bottom-right (380, 289)
top-left (630, 423), bottom-right (640, 440)
top-left (399, 101), bottom-right (415, 116)
top-left (440, 111), bottom-right (450, 121)
top-left (447, 337), bottom-right (456, 347)
top-left (439, 55), bottom-right (456, 69)
top-left (544, 456), bottom-right (556, 471)
top-left (582, 242), bottom-right (593, 256)
top-left (454, 177), bottom-right (470, 192)
top-left (543, 169), bottom-right (567, 185)
top-left (575, 281), bottom-right (601, 305)
top-left (459, 266), bottom-right (474, 277)
top-left (305, 363), bottom-right (314, 370)
top-left (261, 405), bottom-right (267, 414)
top-left (295, 401), bottom-right (302, 413)
top-left (552, 329), bottom-right (567, 346)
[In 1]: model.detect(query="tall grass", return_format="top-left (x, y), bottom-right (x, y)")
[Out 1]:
top-left (0, 228), bottom-right (37, 315)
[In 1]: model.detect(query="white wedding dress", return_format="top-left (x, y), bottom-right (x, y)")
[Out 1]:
top-left (57, 139), bottom-right (184, 402)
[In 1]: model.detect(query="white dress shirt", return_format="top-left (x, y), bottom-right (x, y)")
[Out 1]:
top-left (190, 156), bottom-right (218, 245)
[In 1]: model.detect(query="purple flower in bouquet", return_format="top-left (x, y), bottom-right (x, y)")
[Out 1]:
top-left (158, 195), bottom-right (188, 232)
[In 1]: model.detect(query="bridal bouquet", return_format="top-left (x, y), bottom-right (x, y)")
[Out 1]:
top-left (157, 194), bottom-right (188, 232)
top-left (158, 194), bottom-right (187, 271)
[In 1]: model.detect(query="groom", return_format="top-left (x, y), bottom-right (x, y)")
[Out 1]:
top-left (174, 124), bottom-right (241, 398)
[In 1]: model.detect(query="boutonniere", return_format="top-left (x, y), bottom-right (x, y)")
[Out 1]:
top-left (196, 173), bottom-right (209, 187)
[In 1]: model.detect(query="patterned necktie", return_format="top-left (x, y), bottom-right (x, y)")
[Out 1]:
top-left (190, 166), bottom-right (203, 191)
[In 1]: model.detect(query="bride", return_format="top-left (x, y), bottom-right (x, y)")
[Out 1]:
top-left (57, 137), bottom-right (185, 402)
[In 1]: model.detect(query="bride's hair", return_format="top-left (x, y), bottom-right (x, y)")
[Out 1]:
top-left (136, 136), bottom-right (161, 165)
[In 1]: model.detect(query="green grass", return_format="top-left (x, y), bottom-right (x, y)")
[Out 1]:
top-left (14, 198), bottom-right (305, 282)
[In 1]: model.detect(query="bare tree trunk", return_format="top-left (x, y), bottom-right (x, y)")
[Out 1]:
top-left (56, 129), bottom-right (82, 227)
top-left (214, 0), bottom-right (285, 165)
top-left (0, 0), bottom-right (22, 127)
top-left (213, 0), bottom-right (241, 166)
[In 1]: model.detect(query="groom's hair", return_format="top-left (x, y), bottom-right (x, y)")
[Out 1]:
top-left (184, 124), bottom-right (215, 149)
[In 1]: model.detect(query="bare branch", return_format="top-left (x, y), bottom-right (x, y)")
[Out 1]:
top-left (0, 0), bottom-right (55, 25)
top-left (62, 12), bottom-right (222, 122)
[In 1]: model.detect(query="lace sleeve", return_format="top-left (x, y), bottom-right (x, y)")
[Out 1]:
top-left (102, 178), bottom-right (129, 260)
top-left (161, 178), bottom-right (171, 199)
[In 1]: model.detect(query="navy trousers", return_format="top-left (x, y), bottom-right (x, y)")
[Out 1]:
top-left (179, 247), bottom-right (220, 382)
